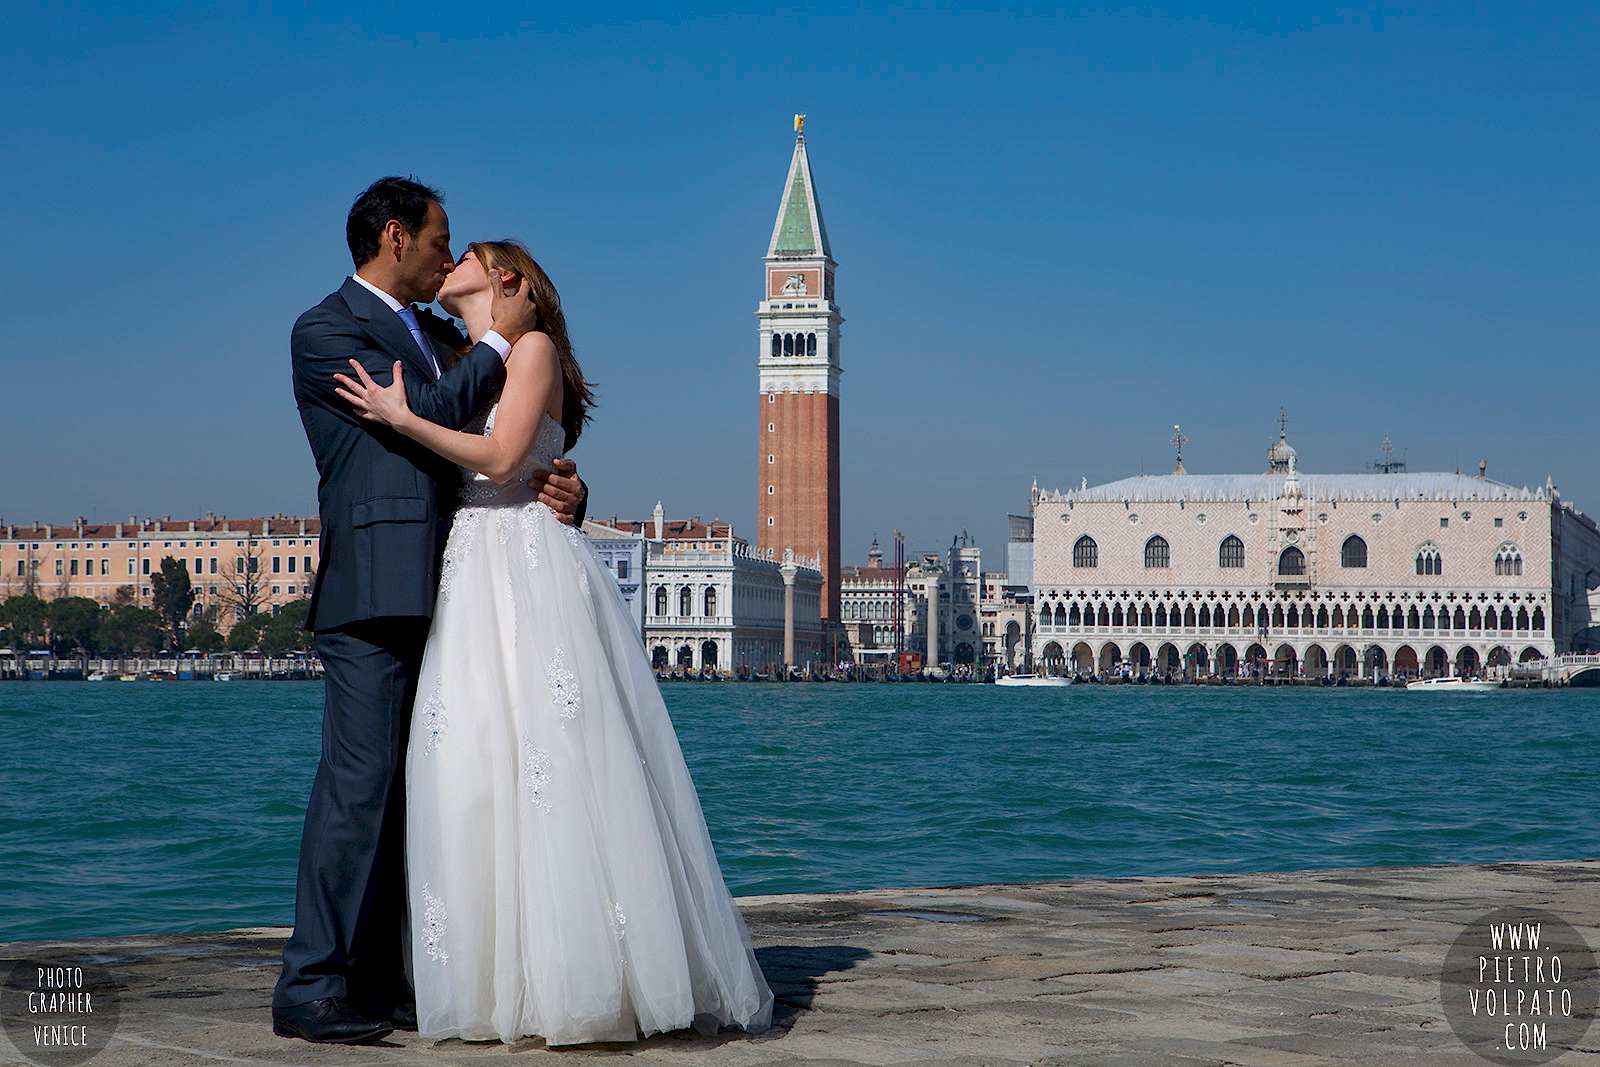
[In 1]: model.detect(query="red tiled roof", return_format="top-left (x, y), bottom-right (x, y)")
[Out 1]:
top-left (589, 516), bottom-right (734, 540)
top-left (1, 514), bottom-right (321, 540)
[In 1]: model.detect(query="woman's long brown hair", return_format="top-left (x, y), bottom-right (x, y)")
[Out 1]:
top-left (457, 239), bottom-right (595, 451)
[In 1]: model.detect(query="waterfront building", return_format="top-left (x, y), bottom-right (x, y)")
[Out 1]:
top-left (580, 518), bottom-right (646, 640)
top-left (1030, 423), bottom-right (1600, 679)
top-left (0, 513), bottom-right (320, 628)
top-left (904, 536), bottom-right (985, 667)
top-left (586, 503), bottom-right (823, 673)
top-left (1006, 510), bottom-right (1034, 590)
top-left (838, 537), bottom-right (911, 664)
top-left (757, 114), bottom-right (843, 630)
top-left (978, 570), bottom-right (1035, 670)
top-left (839, 533), bottom-right (994, 668)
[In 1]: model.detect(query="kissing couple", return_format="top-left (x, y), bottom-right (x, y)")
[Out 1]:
top-left (271, 176), bottom-right (774, 1047)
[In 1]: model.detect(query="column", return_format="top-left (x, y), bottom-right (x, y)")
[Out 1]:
top-left (781, 549), bottom-right (797, 668)
top-left (927, 578), bottom-right (941, 668)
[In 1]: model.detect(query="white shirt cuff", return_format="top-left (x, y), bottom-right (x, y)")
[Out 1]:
top-left (480, 330), bottom-right (512, 360)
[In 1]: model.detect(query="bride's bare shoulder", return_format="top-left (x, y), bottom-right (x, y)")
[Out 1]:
top-left (506, 331), bottom-right (563, 417)
top-left (508, 329), bottom-right (557, 366)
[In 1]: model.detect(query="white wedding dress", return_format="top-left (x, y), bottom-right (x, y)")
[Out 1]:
top-left (404, 402), bottom-right (774, 1047)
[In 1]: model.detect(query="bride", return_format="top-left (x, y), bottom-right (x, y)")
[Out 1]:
top-left (332, 240), bottom-right (774, 1047)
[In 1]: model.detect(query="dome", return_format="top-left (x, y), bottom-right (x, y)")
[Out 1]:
top-left (1267, 431), bottom-right (1296, 474)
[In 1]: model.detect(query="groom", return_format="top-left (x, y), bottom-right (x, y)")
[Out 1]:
top-left (272, 176), bottom-right (588, 1044)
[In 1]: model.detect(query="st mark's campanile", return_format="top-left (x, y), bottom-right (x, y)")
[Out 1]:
top-left (757, 114), bottom-right (842, 627)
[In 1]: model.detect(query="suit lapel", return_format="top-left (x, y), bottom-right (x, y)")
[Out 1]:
top-left (339, 277), bottom-right (437, 381)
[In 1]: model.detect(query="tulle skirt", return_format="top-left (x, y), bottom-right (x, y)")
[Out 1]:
top-left (404, 496), bottom-right (774, 1046)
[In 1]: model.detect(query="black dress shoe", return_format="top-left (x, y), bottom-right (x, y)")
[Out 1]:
top-left (272, 997), bottom-right (393, 1044)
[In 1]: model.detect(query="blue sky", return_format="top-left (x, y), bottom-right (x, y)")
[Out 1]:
top-left (2, 3), bottom-right (1595, 565)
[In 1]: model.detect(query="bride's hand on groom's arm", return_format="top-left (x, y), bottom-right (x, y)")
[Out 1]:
top-left (530, 459), bottom-right (585, 526)
top-left (333, 360), bottom-right (415, 432)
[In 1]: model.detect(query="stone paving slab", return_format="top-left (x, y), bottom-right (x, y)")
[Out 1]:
top-left (3, 859), bottom-right (1599, 1066)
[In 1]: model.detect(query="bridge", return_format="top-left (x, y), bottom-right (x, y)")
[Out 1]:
top-left (1492, 652), bottom-right (1600, 687)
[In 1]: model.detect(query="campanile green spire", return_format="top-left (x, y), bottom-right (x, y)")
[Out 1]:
top-left (767, 114), bottom-right (832, 259)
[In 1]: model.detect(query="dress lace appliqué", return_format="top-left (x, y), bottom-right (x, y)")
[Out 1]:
top-left (421, 883), bottom-right (449, 965)
top-left (419, 682), bottom-right (447, 756)
top-left (438, 510), bottom-right (479, 598)
top-left (546, 648), bottom-right (580, 724)
top-left (521, 739), bottom-right (553, 813)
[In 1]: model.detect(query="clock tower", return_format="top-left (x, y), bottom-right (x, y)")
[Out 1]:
top-left (757, 115), bottom-right (842, 627)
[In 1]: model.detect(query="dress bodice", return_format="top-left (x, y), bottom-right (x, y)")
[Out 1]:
top-left (457, 404), bottom-right (566, 507)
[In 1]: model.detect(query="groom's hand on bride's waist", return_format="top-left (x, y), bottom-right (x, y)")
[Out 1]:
top-left (531, 458), bottom-right (585, 526)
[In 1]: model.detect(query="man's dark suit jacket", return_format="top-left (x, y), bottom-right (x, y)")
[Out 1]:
top-left (290, 277), bottom-right (585, 633)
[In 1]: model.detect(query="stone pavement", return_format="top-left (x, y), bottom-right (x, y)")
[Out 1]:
top-left (4, 860), bottom-right (1599, 1066)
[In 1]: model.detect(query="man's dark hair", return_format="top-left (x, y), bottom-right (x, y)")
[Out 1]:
top-left (346, 176), bottom-right (444, 267)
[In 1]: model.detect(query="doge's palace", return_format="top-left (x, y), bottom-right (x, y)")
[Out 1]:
top-left (1030, 424), bottom-right (1600, 680)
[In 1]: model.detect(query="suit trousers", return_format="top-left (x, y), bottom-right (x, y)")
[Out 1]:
top-left (273, 616), bottom-right (431, 1010)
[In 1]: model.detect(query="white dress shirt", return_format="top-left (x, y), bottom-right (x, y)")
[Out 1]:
top-left (350, 274), bottom-right (511, 377)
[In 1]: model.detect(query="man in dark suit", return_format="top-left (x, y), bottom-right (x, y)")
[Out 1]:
top-left (272, 177), bottom-right (588, 1044)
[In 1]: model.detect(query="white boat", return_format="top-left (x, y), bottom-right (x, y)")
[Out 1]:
top-left (87, 671), bottom-right (108, 682)
top-left (214, 672), bottom-right (234, 682)
top-left (1406, 677), bottom-right (1502, 692)
top-left (995, 673), bottom-right (1072, 688)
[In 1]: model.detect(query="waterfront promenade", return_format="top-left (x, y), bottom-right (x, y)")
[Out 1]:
top-left (5, 858), bottom-right (1597, 1065)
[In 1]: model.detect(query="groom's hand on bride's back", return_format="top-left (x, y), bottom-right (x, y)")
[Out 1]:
top-left (531, 458), bottom-right (585, 526)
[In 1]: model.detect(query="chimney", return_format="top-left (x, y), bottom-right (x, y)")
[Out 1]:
top-left (261, 518), bottom-right (270, 535)
top-left (114, 523), bottom-right (123, 538)
top-left (188, 520), bottom-right (196, 532)
top-left (1478, 460), bottom-right (1487, 480)
top-left (43, 523), bottom-right (52, 538)
top-left (297, 518), bottom-right (306, 535)
top-left (128, 514), bottom-right (137, 525)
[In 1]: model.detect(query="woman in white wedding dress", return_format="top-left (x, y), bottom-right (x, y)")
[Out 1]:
top-left (333, 240), bottom-right (774, 1047)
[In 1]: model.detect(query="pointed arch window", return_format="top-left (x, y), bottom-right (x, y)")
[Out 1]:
top-left (1072, 535), bottom-right (1098, 568)
top-left (1218, 535), bottom-right (1244, 569)
top-left (1495, 543), bottom-right (1523, 576)
top-left (1416, 544), bottom-right (1443, 576)
top-left (1278, 546), bottom-right (1305, 576)
top-left (1143, 535), bottom-right (1170, 569)
top-left (1340, 535), bottom-right (1368, 569)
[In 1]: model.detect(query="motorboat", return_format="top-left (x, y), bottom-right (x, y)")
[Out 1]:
top-left (214, 672), bottom-right (234, 682)
top-left (995, 673), bottom-right (1072, 688)
top-left (1405, 677), bottom-right (1502, 692)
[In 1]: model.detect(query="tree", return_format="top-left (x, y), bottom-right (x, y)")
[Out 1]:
top-left (47, 597), bottom-right (102, 656)
top-left (186, 606), bottom-right (225, 653)
top-left (259, 600), bottom-right (311, 657)
top-left (218, 534), bottom-right (268, 626)
top-left (227, 613), bottom-right (267, 653)
top-left (0, 595), bottom-right (48, 649)
top-left (99, 605), bottom-right (163, 654)
top-left (151, 556), bottom-right (196, 651)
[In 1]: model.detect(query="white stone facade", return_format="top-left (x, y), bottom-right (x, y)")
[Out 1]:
top-left (580, 519), bottom-right (645, 640)
top-left (589, 507), bottom-right (822, 673)
top-left (1029, 440), bottom-right (1591, 679)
